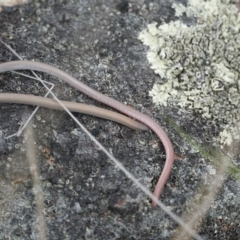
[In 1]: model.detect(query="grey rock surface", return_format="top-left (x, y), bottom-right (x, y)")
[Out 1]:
top-left (0, 0), bottom-right (239, 239)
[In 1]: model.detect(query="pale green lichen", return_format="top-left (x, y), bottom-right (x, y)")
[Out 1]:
top-left (0, 0), bottom-right (29, 7)
top-left (139, 0), bottom-right (240, 147)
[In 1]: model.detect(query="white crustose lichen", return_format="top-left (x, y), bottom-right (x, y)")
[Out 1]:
top-left (139, 0), bottom-right (240, 147)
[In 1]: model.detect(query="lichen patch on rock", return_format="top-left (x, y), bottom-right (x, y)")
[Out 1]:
top-left (0, 0), bottom-right (28, 7)
top-left (139, 0), bottom-right (240, 147)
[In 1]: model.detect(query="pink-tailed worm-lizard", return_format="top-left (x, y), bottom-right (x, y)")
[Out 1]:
top-left (0, 60), bottom-right (175, 207)
top-left (0, 93), bottom-right (148, 131)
